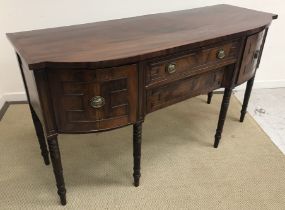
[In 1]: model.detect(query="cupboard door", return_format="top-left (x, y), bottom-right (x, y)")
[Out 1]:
top-left (96, 65), bottom-right (138, 130)
top-left (48, 64), bottom-right (138, 133)
top-left (237, 30), bottom-right (265, 85)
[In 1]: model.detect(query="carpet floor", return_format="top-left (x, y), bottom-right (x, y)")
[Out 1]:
top-left (0, 95), bottom-right (285, 210)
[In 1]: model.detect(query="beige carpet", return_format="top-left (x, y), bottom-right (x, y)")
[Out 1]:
top-left (0, 95), bottom-right (285, 209)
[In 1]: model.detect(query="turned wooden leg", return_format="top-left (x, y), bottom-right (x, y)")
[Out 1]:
top-left (207, 91), bottom-right (214, 104)
top-left (133, 121), bottom-right (142, 187)
top-left (240, 77), bottom-right (255, 122)
top-left (30, 106), bottom-right (50, 165)
top-left (214, 88), bottom-right (233, 148)
top-left (47, 135), bottom-right (67, 205)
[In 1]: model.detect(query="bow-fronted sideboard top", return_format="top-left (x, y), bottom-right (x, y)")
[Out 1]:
top-left (7, 4), bottom-right (276, 70)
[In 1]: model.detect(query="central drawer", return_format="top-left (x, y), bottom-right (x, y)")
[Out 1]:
top-left (145, 40), bottom-right (240, 87)
top-left (48, 64), bottom-right (138, 133)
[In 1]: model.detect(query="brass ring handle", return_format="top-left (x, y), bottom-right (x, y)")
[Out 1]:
top-left (217, 49), bottom-right (226, 59)
top-left (90, 96), bottom-right (105, 108)
top-left (167, 63), bottom-right (176, 74)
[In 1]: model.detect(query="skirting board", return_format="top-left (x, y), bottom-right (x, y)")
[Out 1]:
top-left (214, 80), bottom-right (285, 92)
top-left (0, 92), bottom-right (28, 120)
top-left (235, 80), bottom-right (285, 90)
top-left (0, 92), bottom-right (27, 107)
top-left (0, 80), bottom-right (285, 113)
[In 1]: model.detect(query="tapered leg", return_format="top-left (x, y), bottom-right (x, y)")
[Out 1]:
top-left (30, 107), bottom-right (50, 165)
top-left (240, 77), bottom-right (255, 122)
top-left (133, 121), bottom-right (142, 187)
top-left (207, 91), bottom-right (214, 104)
top-left (214, 88), bottom-right (233, 148)
top-left (47, 135), bottom-right (67, 205)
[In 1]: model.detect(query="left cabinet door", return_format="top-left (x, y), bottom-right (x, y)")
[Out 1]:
top-left (48, 64), bottom-right (138, 133)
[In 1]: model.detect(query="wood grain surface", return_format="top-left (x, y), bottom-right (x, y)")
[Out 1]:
top-left (7, 4), bottom-right (276, 70)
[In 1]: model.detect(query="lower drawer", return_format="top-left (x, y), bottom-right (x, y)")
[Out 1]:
top-left (146, 68), bottom-right (225, 113)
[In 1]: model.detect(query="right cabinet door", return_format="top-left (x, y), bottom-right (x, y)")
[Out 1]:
top-left (236, 30), bottom-right (265, 85)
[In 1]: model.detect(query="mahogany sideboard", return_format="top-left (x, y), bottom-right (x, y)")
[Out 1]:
top-left (7, 4), bottom-right (277, 205)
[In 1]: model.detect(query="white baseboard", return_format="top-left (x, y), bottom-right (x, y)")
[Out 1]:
top-left (0, 92), bottom-right (27, 109)
top-left (0, 80), bottom-right (285, 110)
top-left (3, 91), bottom-right (27, 102)
top-left (0, 95), bottom-right (6, 110)
top-left (235, 80), bottom-right (285, 90)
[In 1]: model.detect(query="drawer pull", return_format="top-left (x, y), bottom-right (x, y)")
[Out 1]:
top-left (167, 63), bottom-right (176, 74)
top-left (217, 49), bottom-right (226, 59)
top-left (90, 96), bottom-right (105, 108)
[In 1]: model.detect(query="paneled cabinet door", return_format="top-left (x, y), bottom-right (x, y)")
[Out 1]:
top-left (48, 64), bottom-right (138, 133)
top-left (236, 30), bottom-right (265, 85)
top-left (95, 65), bottom-right (138, 130)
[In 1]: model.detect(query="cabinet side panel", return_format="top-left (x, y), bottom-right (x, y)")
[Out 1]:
top-left (17, 54), bottom-right (57, 136)
top-left (34, 69), bottom-right (58, 136)
top-left (17, 54), bottom-right (44, 125)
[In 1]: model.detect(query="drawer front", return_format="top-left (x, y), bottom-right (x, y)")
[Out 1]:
top-left (237, 30), bottom-right (265, 84)
top-left (146, 40), bottom-right (240, 87)
top-left (48, 64), bottom-right (138, 133)
top-left (146, 68), bottom-right (225, 113)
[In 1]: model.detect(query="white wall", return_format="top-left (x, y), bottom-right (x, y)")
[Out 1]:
top-left (0, 0), bottom-right (284, 104)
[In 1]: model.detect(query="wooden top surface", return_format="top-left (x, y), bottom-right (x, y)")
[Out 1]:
top-left (7, 4), bottom-right (277, 70)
